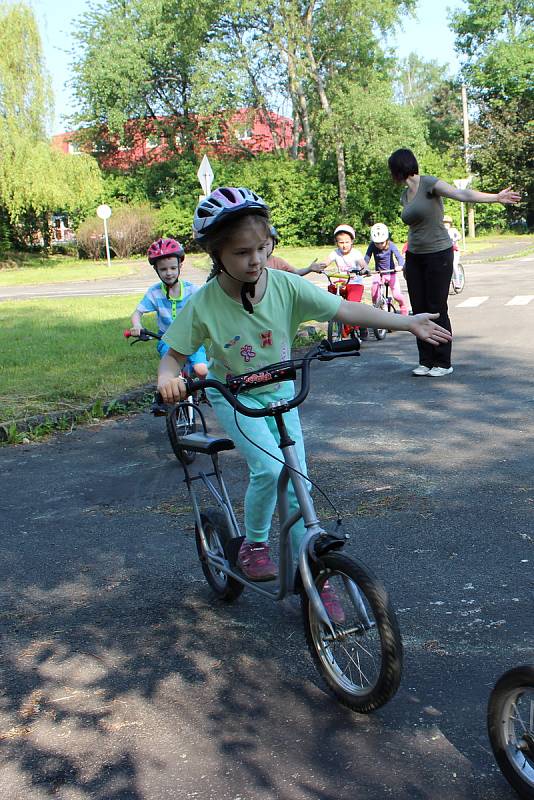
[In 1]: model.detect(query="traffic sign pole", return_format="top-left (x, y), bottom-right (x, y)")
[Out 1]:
top-left (96, 204), bottom-right (112, 267)
top-left (103, 217), bottom-right (111, 268)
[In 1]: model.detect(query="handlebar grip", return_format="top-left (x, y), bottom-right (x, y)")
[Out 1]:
top-left (326, 339), bottom-right (361, 353)
top-left (124, 330), bottom-right (132, 338)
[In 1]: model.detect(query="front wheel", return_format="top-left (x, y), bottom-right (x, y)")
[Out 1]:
top-left (327, 319), bottom-right (344, 344)
top-left (166, 402), bottom-right (197, 464)
top-left (195, 510), bottom-right (244, 602)
top-left (301, 552), bottom-right (403, 713)
top-left (488, 665), bottom-right (534, 798)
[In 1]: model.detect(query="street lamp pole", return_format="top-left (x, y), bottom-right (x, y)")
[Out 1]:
top-left (462, 84), bottom-right (476, 238)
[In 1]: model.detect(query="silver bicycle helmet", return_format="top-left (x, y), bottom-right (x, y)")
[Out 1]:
top-left (193, 187), bottom-right (269, 247)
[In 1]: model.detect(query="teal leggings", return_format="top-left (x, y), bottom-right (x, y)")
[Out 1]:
top-left (207, 386), bottom-right (309, 551)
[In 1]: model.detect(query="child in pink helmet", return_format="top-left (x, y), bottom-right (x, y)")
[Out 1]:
top-left (130, 237), bottom-right (207, 375)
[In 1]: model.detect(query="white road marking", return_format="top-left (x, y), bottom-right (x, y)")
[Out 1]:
top-left (505, 295), bottom-right (534, 306)
top-left (455, 296), bottom-right (489, 308)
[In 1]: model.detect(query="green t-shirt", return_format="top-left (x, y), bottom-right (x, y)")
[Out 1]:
top-left (400, 175), bottom-right (453, 255)
top-left (162, 269), bottom-right (341, 392)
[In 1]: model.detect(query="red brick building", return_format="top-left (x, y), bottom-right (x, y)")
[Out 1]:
top-left (52, 108), bottom-right (294, 170)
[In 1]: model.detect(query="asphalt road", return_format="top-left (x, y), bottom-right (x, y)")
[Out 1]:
top-left (1, 249), bottom-right (533, 799)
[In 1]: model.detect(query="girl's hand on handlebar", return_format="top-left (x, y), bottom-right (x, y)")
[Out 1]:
top-left (308, 259), bottom-right (325, 274)
top-left (158, 376), bottom-right (187, 403)
top-left (129, 326), bottom-right (142, 337)
top-left (408, 313), bottom-right (452, 345)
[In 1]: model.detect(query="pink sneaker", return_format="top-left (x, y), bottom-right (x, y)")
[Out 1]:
top-left (321, 581), bottom-right (345, 624)
top-left (237, 540), bottom-right (278, 581)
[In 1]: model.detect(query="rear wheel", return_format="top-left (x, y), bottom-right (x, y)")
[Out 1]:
top-left (488, 665), bottom-right (534, 798)
top-left (451, 263), bottom-right (465, 294)
top-left (373, 301), bottom-right (387, 340)
top-left (166, 402), bottom-right (197, 464)
top-left (195, 510), bottom-right (244, 602)
top-left (301, 552), bottom-right (403, 713)
top-left (327, 319), bottom-right (344, 344)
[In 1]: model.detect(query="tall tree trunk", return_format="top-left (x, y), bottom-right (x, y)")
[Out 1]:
top-left (287, 54), bottom-right (315, 164)
top-left (290, 107), bottom-right (299, 159)
top-left (303, 9), bottom-right (347, 210)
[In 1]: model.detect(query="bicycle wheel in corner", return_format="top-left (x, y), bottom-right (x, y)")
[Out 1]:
top-left (166, 401), bottom-right (197, 464)
top-left (195, 510), bottom-right (244, 602)
top-left (327, 319), bottom-right (344, 344)
top-left (301, 553), bottom-right (403, 713)
top-left (488, 665), bottom-right (534, 799)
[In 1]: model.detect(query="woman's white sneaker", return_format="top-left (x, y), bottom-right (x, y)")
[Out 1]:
top-left (412, 365), bottom-right (431, 376)
top-left (428, 366), bottom-right (453, 377)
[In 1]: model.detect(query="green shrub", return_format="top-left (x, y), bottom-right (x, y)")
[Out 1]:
top-left (76, 217), bottom-right (105, 259)
top-left (157, 201), bottom-right (197, 247)
top-left (107, 205), bottom-right (157, 258)
top-left (157, 154), bottom-right (339, 247)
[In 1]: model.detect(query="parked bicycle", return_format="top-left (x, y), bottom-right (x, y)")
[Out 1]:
top-left (488, 664), bottom-right (534, 798)
top-left (124, 327), bottom-right (207, 464)
top-left (372, 269), bottom-right (401, 341)
top-left (160, 338), bottom-right (403, 713)
top-left (324, 269), bottom-right (370, 344)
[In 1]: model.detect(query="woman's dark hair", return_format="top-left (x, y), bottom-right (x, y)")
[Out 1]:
top-left (388, 149), bottom-right (419, 181)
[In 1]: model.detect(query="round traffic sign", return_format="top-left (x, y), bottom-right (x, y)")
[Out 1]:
top-left (96, 204), bottom-right (112, 220)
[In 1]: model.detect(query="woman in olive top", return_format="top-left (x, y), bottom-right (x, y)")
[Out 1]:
top-left (388, 148), bottom-right (520, 377)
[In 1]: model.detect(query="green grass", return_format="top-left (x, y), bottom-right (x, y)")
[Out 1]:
top-left (0, 233), bottom-right (530, 287)
top-left (1, 295), bottom-right (158, 422)
top-left (0, 254), bottom-right (143, 286)
top-left (2, 233), bottom-right (531, 432)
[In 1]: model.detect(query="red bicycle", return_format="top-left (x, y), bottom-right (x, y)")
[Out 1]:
top-left (324, 269), bottom-right (370, 344)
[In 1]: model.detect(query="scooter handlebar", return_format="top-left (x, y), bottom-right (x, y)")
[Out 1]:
top-left (165, 339), bottom-right (360, 418)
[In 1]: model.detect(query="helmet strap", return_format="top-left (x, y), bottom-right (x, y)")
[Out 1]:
top-left (216, 258), bottom-right (262, 314)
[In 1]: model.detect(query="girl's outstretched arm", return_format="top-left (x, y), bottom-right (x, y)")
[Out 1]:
top-left (334, 301), bottom-right (452, 345)
top-left (158, 348), bottom-right (188, 402)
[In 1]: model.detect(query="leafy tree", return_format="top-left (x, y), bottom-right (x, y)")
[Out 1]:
top-left (0, 2), bottom-right (103, 246)
top-left (71, 0), bottom-right (221, 155)
top-left (450, 0), bottom-right (533, 227)
top-left (155, 154), bottom-right (339, 246)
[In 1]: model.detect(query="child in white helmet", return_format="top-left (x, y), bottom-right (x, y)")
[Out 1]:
top-left (319, 224), bottom-right (370, 336)
top-left (365, 223), bottom-right (409, 315)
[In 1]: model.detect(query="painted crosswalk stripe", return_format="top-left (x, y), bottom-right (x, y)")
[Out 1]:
top-left (505, 295), bottom-right (534, 306)
top-left (456, 296), bottom-right (489, 308)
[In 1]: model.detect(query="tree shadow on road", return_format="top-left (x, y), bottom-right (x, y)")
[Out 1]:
top-left (1, 332), bottom-right (531, 799)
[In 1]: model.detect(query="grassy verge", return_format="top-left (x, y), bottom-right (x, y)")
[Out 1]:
top-left (0, 234), bottom-right (530, 287)
top-left (0, 293), bottom-right (327, 443)
top-left (1, 295), bottom-right (158, 425)
top-left (0, 254), bottom-right (144, 286)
